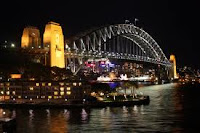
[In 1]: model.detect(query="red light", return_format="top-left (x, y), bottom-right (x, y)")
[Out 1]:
top-left (100, 61), bottom-right (105, 64)
top-left (86, 63), bottom-right (95, 67)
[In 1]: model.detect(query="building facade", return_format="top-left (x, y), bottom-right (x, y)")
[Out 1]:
top-left (0, 81), bottom-right (91, 103)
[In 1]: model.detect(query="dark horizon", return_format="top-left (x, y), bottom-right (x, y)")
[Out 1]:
top-left (0, 0), bottom-right (199, 69)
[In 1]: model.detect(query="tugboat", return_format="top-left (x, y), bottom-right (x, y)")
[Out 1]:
top-left (0, 109), bottom-right (16, 133)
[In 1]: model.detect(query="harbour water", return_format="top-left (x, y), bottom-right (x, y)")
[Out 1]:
top-left (1, 83), bottom-right (200, 133)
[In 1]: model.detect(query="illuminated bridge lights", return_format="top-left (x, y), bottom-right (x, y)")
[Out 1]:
top-left (20, 23), bottom-right (172, 75)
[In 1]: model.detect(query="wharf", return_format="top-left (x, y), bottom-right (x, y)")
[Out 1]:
top-left (0, 96), bottom-right (150, 109)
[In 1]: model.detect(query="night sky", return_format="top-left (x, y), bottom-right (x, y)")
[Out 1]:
top-left (0, 0), bottom-right (199, 69)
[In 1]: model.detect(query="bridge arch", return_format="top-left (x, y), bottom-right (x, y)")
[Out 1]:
top-left (66, 24), bottom-right (170, 67)
top-left (65, 24), bottom-right (171, 74)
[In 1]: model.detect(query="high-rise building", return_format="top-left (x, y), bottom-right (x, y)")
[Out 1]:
top-left (21, 26), bottom-right (41, 48)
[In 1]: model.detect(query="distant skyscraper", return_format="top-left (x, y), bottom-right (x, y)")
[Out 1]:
top-left (21, 26), bottom-right (41, 48)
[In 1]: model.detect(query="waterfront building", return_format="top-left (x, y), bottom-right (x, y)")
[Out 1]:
top-left (0, 81), bottom-right (91, 103)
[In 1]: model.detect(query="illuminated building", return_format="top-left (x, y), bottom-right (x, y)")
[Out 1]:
top-left (169, 54), bottom-right (178, 79)
top-left (43, 21), bottom-right (65, 68)
top-left (0, 81), bottom-right (90, 102)
top-left (21, 26), bottom-right (41, 48)
top-left (10, 74), bottom-right (21, 79)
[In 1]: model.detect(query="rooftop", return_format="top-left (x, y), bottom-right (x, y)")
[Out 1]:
top-left (48, 21), bottom-right (60, 26)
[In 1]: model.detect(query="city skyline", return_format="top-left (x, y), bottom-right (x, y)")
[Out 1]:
top-left (0, 0), bottom-right (199, 69)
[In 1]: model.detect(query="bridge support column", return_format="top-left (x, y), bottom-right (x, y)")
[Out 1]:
top-left (169, 54), bottom-right (178, 80)
top-left (43, 21), bottom-right (65, 68)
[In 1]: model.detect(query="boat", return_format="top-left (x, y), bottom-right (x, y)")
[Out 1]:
top-left (83, 94), bottom-right (150, 107)
top-left (0, 109), bottom-right (16, 132)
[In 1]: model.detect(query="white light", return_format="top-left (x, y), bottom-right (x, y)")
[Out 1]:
top-left (100, 92), bottom-right (104, 96)
top-left (120, 74), bottom-right (128, 81)
top-left (11, 43), bottom-right (15, 48)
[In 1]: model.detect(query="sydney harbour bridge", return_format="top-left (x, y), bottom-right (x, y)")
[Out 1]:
top-left (20, 21), bottom-right (175, 79)
top-left (65, 24), bottom-right (171, 74)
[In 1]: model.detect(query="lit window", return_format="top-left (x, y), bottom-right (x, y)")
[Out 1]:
top-left (5, 96), bottom-right (10, 100)
top-left (48, 83), bottom-right (51, 86)
top-left (67, 87), bottom-right (71, 91)
top-left (6, 91), bottom-right (10, 95)
top-left (60, 87), bottom-right (64, 91)
top-left (42, 83), bottom-right (46, 86)
top-left (41, 96), bottom-right (45, 99)
top-left (59, 82), bottom-right (64, 86)
top-left (30, 87), bottom-right (34, 91)
top-left (18, 96), bottom-right (21, 99)
top-left (48, 96), bottom-right (52, 99)
top-left (91, 92), bottom-right (96, 96)
top-left (1, 91), bottom-right (4, 94)
top-left (6, 83), bottom-right (10, 86)
top-left (60, 92), bottom-right (64, 96)
top-left (54, 91), bottom-right (58, 95)
top-left (36, 83), bottom-right (39, 86)
top-left (73, 83), bottom-right (77, 86)
top-left (0, 83), bottom-right (4, 86)
top-left (54, 87), bottom-right (59, 91)
top-left (6, 87), bottom-right (9, 90)
top-left (79, 82), bottom-right (82, 86)
top-left (54, 96), bottom-right (58, 99)
top-left (67, 91), bottom-right (71, 95)
top-left (12, 91), bottom-right (16, 95)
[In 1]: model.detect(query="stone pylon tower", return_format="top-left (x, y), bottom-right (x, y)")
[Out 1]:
top-left (21, 26), bottom-right (41, 48)
top-left (169, 54), bottom-right (178, 79)
top-left (43, 22), bottom-right (65, 68)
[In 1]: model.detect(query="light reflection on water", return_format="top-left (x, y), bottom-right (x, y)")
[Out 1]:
top-left (1, 83), bottom-right (200, 132)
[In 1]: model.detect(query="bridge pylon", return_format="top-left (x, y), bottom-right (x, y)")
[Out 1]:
top-left (43, 21), bottom-right (65, 68)
top-left (169, 54), bottom-right (178, 80)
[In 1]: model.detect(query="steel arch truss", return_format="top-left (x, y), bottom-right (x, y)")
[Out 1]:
top-left (66, 24), bottom-right (171, 73)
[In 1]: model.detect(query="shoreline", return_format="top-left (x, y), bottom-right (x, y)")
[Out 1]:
top-left (0, 96), bottom-right (150, 109)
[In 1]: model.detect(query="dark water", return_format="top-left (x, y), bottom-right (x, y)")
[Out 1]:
top-left (2, 83), bottom-right (200, 133)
